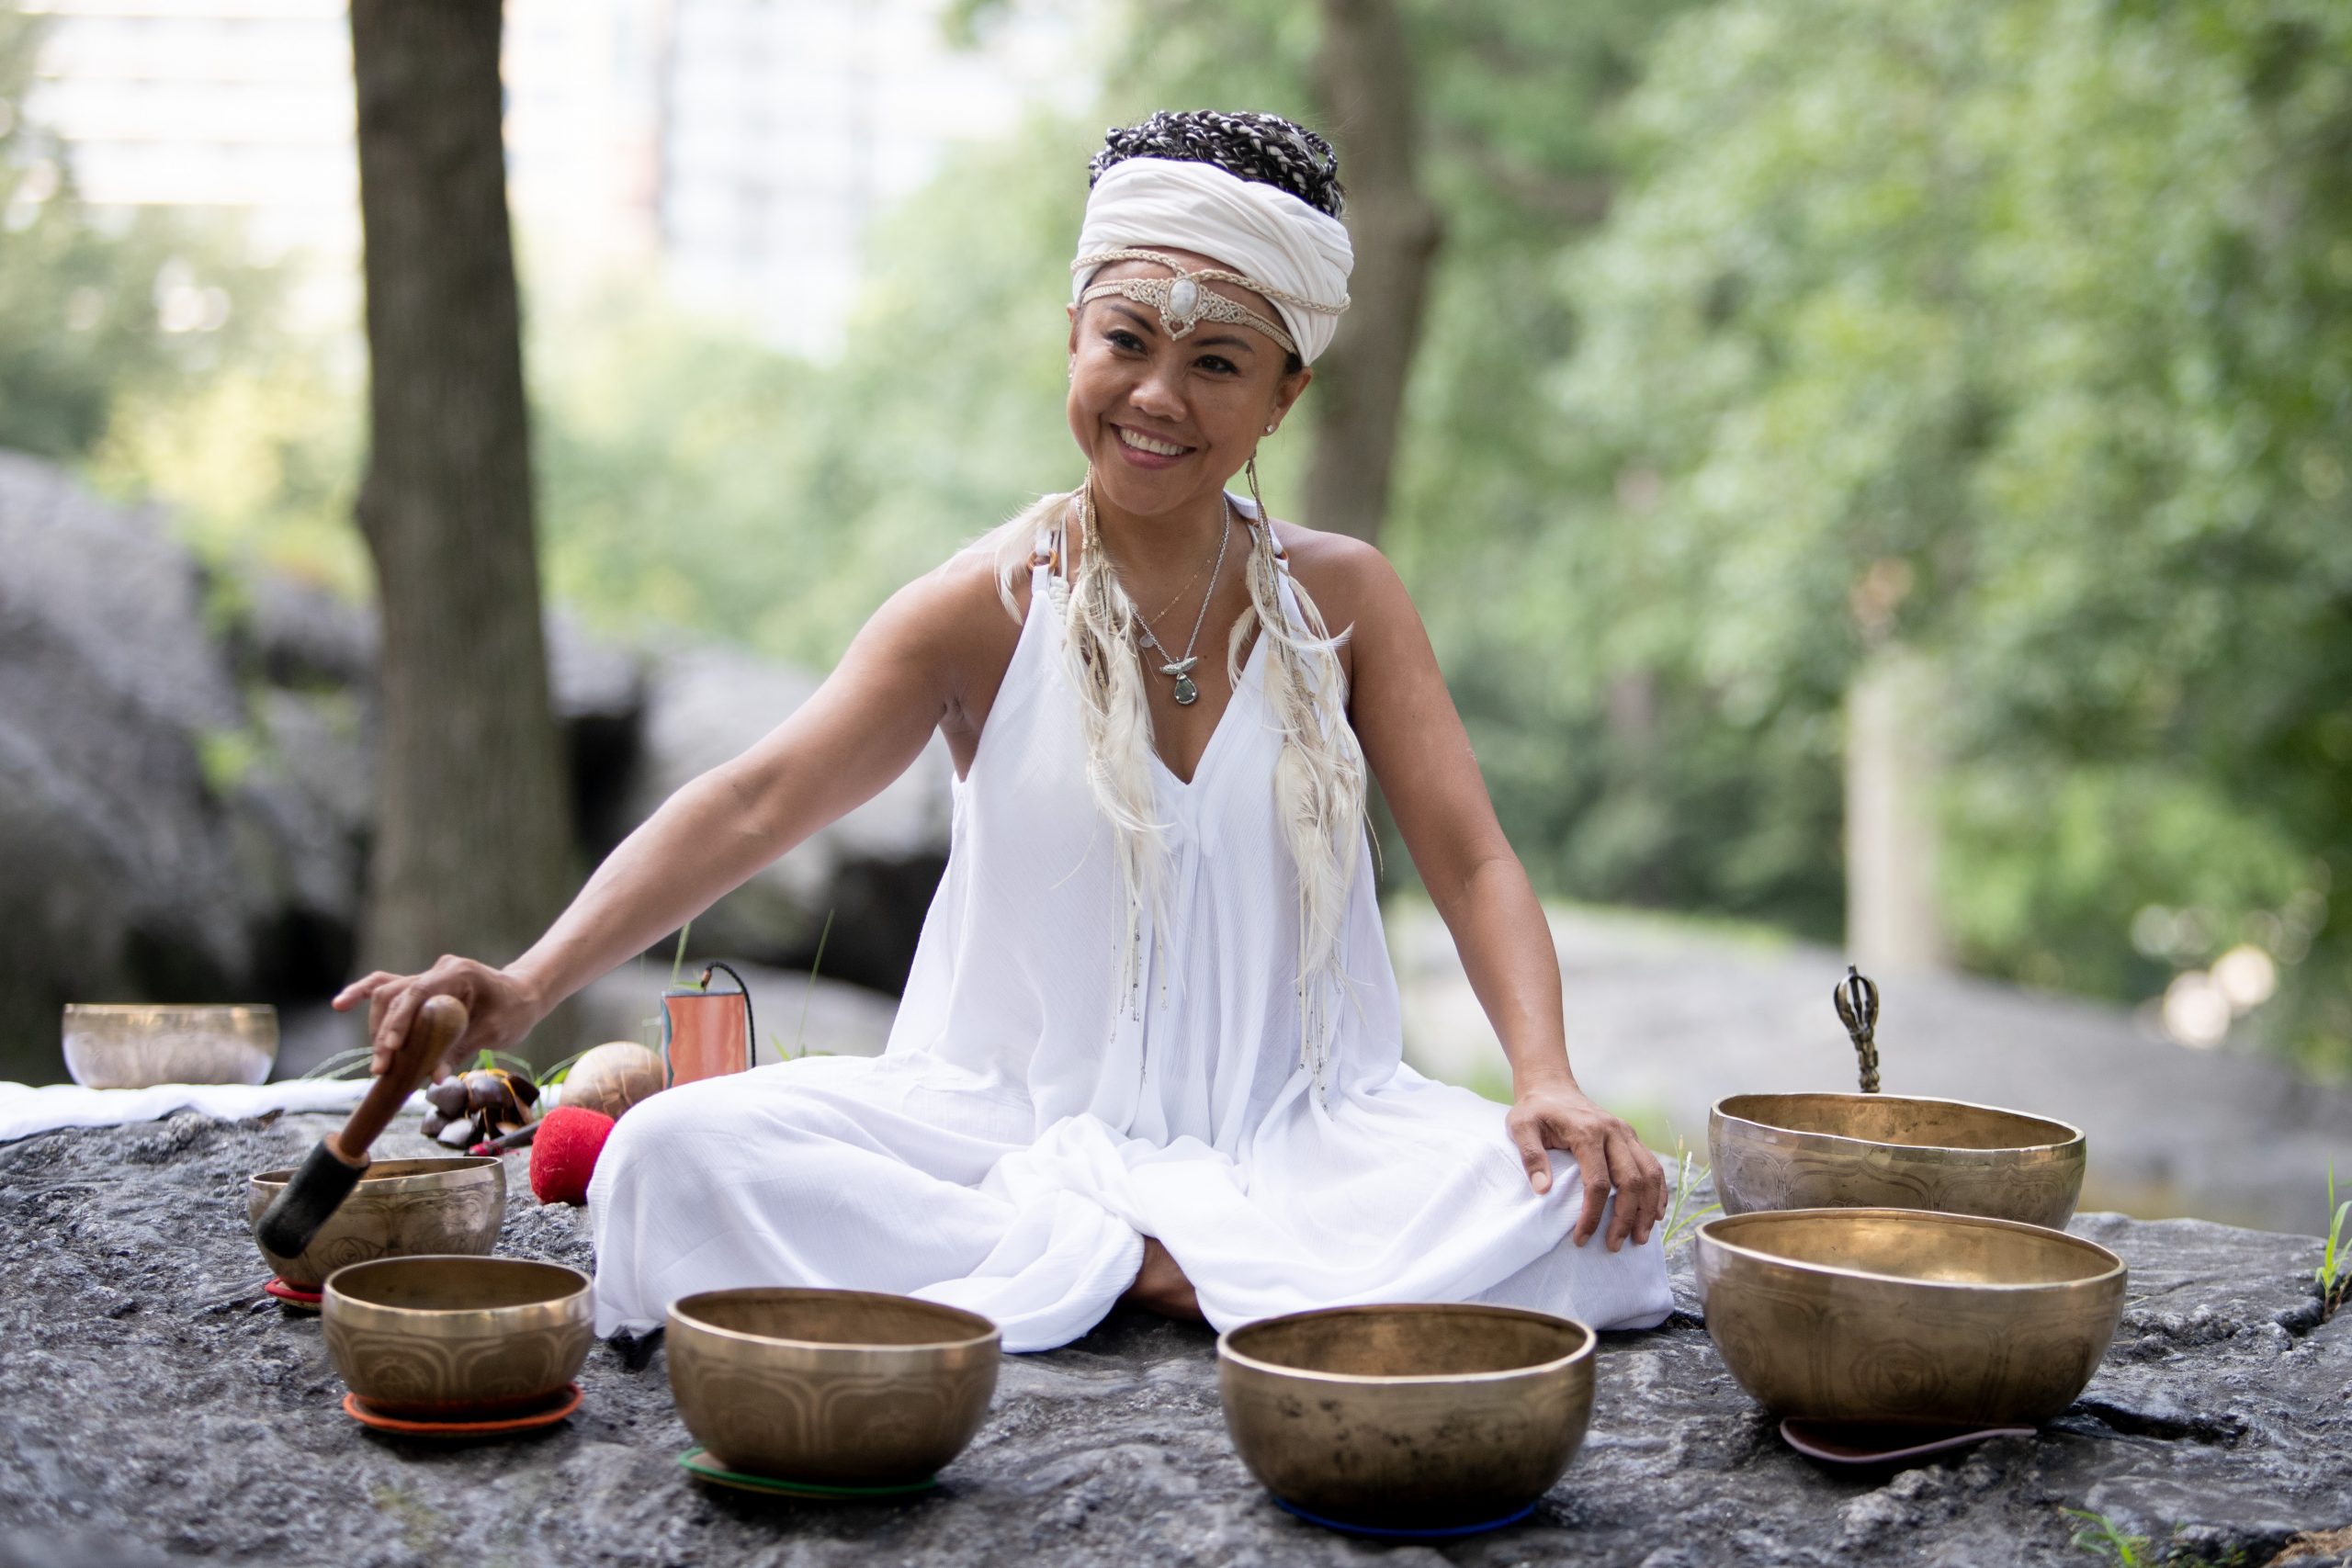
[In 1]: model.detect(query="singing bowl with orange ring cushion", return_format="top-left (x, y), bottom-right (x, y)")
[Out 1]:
top-left (247, 1156), bottom-right (504, 1288)
top-left (666, 1288), bottom-right (1001, 1486)
top-left (322, 1256), bottom-right (594, 1420)
top-left (1216, 1303), bottom-right (1598, 1534)
top-left (1709, 1093), bottom-right (2087, 1229)
top-left (1694, 1208), bottom-right (2126, 1427)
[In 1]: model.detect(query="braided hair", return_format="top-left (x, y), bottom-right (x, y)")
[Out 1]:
top-left (1091, 109), bottom-right (1345, 220)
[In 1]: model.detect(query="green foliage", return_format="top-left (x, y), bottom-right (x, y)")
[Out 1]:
top-left (528, 114), bottom-right (1090, 669)
top-left (1658, 1140), bottom-right (1722, 1255)
top-left (0, 8), bottom-right (286, 468)
top-left (2066, 1508), bottom-right (2154, 1566)
top-left (1558, 0), bottom-right (2352, 1067)
top-left (2320, 1164), bottom-right (2349, 1319)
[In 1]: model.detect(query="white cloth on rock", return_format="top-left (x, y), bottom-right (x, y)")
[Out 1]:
top-left (588, 508), bottom-right (1672, 1349)
top-left (0, 1077), bottom-right (380, 1145)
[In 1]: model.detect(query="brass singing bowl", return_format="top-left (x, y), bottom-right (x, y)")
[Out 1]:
top-left (1695, 1209), bottom-right (2125, 1426)
top-left (247, 1156), bottom-right (505, 1288)
top-left (62, 1003), bottom-right (277, 1089)
top-left (1217, 1303), bottom-right (1598, 1533)
top-left (1710, 1092), bottom-right (2086, 1228)
top-left (322, 1255), bottom-right (593, 1418)
top-left (667, 1288), bottom-right (1001, 1485)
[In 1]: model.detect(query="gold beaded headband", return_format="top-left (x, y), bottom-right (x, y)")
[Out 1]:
top-left (1073, 247), bottom-right (1347, 357)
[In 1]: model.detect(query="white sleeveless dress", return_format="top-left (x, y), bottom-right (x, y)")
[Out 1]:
top-left (587, 505), bottom-right (1673, 1349)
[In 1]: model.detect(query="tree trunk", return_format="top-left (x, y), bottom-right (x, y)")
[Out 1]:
top-left (350, 1), bottom-right (573, 1029)
top-left (1845, 646), bottom-right (1950, 976)
top-left (1306, 0), bottom-right (1443, 546)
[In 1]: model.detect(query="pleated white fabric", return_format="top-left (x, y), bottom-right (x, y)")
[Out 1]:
top-left (587, 513), bottom-right (1673, 1349)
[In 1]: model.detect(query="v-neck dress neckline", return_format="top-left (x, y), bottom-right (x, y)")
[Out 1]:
top-left (1146, 627), bottom-right (1266, 792)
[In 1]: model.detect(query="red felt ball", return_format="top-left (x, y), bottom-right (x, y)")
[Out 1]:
top-left (529, 1106), bottom-right (616, 1207)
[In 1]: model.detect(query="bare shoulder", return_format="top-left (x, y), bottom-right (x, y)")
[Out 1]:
top-left (874, 540), bottom-right (1031, 740)
top-left (1266, 517), bottom-right (1412, 632)
top-left (854, 537), bottom-right (1017, 649)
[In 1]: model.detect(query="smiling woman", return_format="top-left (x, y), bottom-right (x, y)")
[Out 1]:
top-left (335, 108), bottom-right (1673, 1352)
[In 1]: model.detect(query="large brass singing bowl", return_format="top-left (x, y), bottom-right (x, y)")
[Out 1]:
top-left (322, 1255), bottom-right (593, 1418)
top-left (1217, 1303), bottom-right (1598, 1533)
top-left (1695, 1209), bottom-right (2126, 1427)
top-left (667, 1288), bottom-right (1001, 1485)
top-left (247, 1156), bottom-right (504, 1288)
top-left (1711, 1092), bottom-right (2086, 1229)
top-left (63, 1003), bottom-right (277, 1089)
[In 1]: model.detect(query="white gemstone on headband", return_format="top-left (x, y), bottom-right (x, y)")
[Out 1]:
top-left (1169, 276), bottom-right (1200, 320)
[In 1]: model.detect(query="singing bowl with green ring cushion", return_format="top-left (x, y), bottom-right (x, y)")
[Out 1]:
top-left (666, 1289), bottom-right (1001, 1487)
top-left (1694, 1209), bottom-right (2126, 1427)
top-left (247, 1156), bottom-right (504, 1289)
top-left (1710, 1093), bottom-right (2086, 1229)
top-left (322, 1256), bottom-right (593, 1419)
top-left (1216, 1303), bottom-right (1598, 1534)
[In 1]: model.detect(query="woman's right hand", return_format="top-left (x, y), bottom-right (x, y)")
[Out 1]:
top-left (332, 956), bottom-right (548, 1080)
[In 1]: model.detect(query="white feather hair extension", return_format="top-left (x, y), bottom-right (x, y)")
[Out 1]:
top-left (1228, 500), bottom-right (1368, 1097)
top-left (979, 486), bottom-right (1172, 1032)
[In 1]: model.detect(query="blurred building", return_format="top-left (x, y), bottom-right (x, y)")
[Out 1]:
top-left (22, 0), bottom-right (1084, 355)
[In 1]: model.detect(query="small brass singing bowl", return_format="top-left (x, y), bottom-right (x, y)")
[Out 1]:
top-left (1695, 1208), bottom-right (2126, 1427)
top-left (1710, 1092), bottom-right (2086, 1229)
top-left (1217, 1303), bottom-right (1598, 1534)
top-left (247, 1156), bottom-right (505, 1289)
top-left (322, 1255), bottom-right (593, 1419)
top-left (62, 1003), bottom-right (277, 1089)
top-left (667, 1288), bottom-right (1001, 1486)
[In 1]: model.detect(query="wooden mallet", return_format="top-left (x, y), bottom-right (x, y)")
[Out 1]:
top-left (254, 993), bottom-right (469, 1260)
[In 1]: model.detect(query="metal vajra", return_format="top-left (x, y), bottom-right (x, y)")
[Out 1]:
top-left (1834, 964), bottom-right (1882, 1094)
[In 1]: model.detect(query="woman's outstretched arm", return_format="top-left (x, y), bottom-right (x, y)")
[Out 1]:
top-left (1319, 534), bottom-right (1668, 1253)
top-left (334, 559), bottom-right (989, 1073)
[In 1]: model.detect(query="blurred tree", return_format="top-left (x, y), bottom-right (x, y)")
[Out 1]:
top-left (348, 0), bottom-right (573, 1029)
top-left (1557, 0), bottom-right (2352, 1066)
top-left (1301, 0), bottom-right (1442, 545)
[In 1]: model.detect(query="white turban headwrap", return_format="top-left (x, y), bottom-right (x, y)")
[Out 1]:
top-left (1071, 157), bottom-right (1353, 365)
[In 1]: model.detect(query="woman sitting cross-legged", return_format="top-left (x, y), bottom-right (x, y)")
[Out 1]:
top-left (335, 108), bottom-right (1674, 1351)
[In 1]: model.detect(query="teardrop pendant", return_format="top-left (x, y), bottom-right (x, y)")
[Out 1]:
top-left (1171, 673), bottom-right (1199, 705)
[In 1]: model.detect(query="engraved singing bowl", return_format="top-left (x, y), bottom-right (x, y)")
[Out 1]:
top-left (322, 1255), bottom-right (593, 1418)
top-left (1217, 1303), bottom-right (1598, 1533)
top-left (247, 1156), bottom-right (504, 1288)
top-left (1694, 1209), bottom-right (2126, 1427)
top-left (1710, 1092), bottom-right (2086, 1229)
top-left (666, 1288), bottom-right (1001, 1485)
top-left (62, 1003), bottom-right (277, 1089)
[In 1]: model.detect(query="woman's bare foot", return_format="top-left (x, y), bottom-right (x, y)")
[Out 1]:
top-left (1121, 1235), bottom-right (1204, 1322)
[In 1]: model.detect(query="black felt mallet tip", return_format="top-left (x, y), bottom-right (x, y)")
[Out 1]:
top-left (254, 994), bottom-right (469, 1262)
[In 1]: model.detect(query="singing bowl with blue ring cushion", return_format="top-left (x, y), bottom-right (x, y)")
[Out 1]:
top-left (1695, 1208), bottom-right (2127, 1427)
top-left (1217, 1303), bottom-right (1597, 1536)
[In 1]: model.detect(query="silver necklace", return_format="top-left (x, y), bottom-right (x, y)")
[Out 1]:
top-left (1127, 501), bottom-right (1231, 706)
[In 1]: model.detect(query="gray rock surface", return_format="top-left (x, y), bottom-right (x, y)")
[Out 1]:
top-left (1, 1110), bottom-right (2344, 1566)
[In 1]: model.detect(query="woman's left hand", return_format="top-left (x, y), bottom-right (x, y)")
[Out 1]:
top-left (1504, 1083), bottom-right (1668, 1252)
